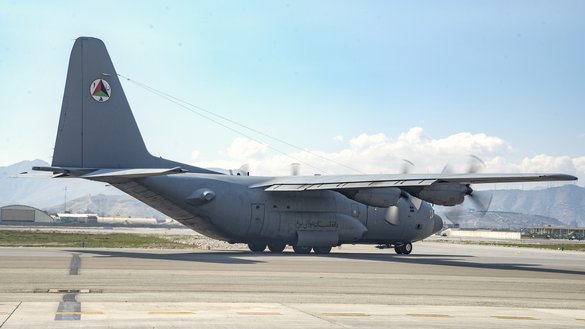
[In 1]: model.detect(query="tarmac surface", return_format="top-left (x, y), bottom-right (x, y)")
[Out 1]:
top-left (0, 242), bottom-right (584, 328)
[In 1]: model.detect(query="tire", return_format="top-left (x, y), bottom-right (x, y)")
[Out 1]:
top-left (313, 246), bottom-right (332, 254)
top-left (292, 245), bottom-right (312, 254)
top-left (402, 242), bottom-right (413, 255)
top-left (267, 242), bottom-right (286, 253)
top-left (394, 245), bottom-right (404, 254)
top-left (248, 242), bottom-right (266, 252)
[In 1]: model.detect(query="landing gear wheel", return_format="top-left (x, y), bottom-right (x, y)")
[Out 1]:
top-left (394, 245), bottom-right (404, 254)
top-left (267, 242), bottom-right (286, 253)
top-left (394, 242), bottom-right (412, 255)
top-left (313, 247), bottom-right (332, 254)
top-left (248, 242), bottom-right (266, 252)
top-left (402, 242), bottom-right (413, 255)
top-left (292, 245), bottom-right (312, 254)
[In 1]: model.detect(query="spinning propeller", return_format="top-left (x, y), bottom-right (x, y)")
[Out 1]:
top-left (446, 155), bottom-right (493, 222)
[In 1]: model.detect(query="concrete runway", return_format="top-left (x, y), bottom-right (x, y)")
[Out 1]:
top-left (0, 242), bottom-right (584, 328)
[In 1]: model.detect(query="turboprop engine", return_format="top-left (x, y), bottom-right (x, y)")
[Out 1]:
top-left (417, 183), bottom-right (469, 206)
top-left (350, 187), bottom-right (402, 208)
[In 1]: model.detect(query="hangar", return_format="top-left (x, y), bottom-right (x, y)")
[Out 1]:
top-left (0, 205), bottom-right (53, 224)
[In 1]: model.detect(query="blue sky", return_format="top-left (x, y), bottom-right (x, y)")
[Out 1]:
top-left (1, 1), bottom-right (584, 182)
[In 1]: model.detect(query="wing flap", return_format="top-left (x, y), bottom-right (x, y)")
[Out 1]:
top-left (264, 179), bottom-right (438, 191)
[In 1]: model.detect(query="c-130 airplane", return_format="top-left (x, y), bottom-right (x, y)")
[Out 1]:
top-left (35, 37), bottom-right (577, 255)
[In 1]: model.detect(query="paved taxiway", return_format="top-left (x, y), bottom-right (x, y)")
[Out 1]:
top-left (0, 242), bottom-right (584, 328)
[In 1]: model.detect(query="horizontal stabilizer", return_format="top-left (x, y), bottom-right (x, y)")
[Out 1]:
top-left (33, 166), bottom-right (187, 179)
top-left (32, 166), bottom-right (97, 177)
top-left (81, 167), bottom-right (187, 179)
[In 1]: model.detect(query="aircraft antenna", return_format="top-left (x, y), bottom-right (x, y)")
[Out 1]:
top-left (118, 74), bottom-right (332, 174)
top-left (118, 74), bottom-right (363, 174)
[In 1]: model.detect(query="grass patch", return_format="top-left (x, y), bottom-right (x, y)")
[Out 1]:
top-left (432, 238), bottom-right (585, 251)
top-left (0, 230), bottom-right (195, 249)
top-left (497, 243), bottom-right (585, 251)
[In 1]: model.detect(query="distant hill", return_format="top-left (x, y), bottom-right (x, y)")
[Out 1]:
top-left (1, 160), bottom-right (584, 228)
top-left (0, 160), bottom-right (122, 209)
top-left (489, 185), bottom-right (585, 227)
top-left (442, 211), bottom-right (566, 230)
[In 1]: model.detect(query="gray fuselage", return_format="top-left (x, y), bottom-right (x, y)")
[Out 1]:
top-left (104, 173), bottom-right (443, 247)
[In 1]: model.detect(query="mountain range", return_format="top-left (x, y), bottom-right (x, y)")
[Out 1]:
top-left (1, 160), bottom-right (584, 227)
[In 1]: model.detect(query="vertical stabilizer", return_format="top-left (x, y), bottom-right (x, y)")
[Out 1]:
top-left (52, 37), bottom-right (150, 168)
top-left (51, 37), bottom-right (213, 173)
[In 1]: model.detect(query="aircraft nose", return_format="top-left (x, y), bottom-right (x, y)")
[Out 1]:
top-left (432, 214), bottom-right (444, 234)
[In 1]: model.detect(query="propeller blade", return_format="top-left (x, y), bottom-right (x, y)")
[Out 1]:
top-left (400, 159), bottom-right (415, 174)
top-left (409, 195), bottom-right (423, 211)
top-left (239, 164), bottom-right (250, 176)
top-left (444, 206), bottom-right (464, 224)
top-left (290, 163), bottom-right (301, 176)
top-left (468, 190), bottom-right (493, 216)
top-left (441, 156), bottom-right (491, 223)
top-left (441, 164), bottom-right (453, 174)
top-left (385, 205), bottom-right (400, 225)
top-left (467, 155), bottom-right (486, 174)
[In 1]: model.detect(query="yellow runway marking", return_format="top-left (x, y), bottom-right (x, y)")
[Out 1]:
top-left (407, 313), bottom-right (452, 318)
top-left (148, 311), bottom-right (194, 315)
top-left (237, 312), bottom-right (282, 316)
top-left (491, 316), bottom-right (539, 320)
top-left (55, 312), bottom-right (104, 315)
top-left (322, 313), bottom-right (370, 317)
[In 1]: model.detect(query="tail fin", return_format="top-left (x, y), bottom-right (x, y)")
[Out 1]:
top-left (52, 37), bottom-right (211, 173)
top-left (52, 37), bottom-right (152, 168)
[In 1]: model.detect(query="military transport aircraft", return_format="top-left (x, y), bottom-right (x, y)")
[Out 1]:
top-left (34, 37), bottom-right (577, 255)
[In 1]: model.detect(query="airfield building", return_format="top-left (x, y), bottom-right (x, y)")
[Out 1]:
top-left (0, 205), bottom-right (53, 224)
top-left (527, 226), bottom-right (585, 240)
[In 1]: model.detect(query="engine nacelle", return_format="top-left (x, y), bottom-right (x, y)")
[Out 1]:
top-left (352, 187), bottom-right (402, 208)
top-left (417, 183), bottom-right (469, 206)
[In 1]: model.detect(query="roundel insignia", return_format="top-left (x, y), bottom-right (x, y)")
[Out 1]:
top-left (90, 79), bottom-right (111, 102)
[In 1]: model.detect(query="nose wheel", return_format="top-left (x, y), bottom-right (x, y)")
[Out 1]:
top-left (394, 242), bottom-right (412, 255)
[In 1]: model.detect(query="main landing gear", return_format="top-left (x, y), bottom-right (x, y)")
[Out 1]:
top-left (247, 242), bottom-right (333, 254)
top-left (267, 242), bottom-right (286, 253)
top-left (247, 242), bottom-right (266, 252)
top-left (247, 242), bottom-right (288, 253)
top-left (291, 246), bottom-right (332, 255)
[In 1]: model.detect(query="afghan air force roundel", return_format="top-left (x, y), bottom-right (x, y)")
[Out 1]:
top-left (90, 79), bottom-right (111, 102)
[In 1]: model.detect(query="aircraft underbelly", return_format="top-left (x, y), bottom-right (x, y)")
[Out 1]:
top-left (110, 179), bottom-right (230, 240)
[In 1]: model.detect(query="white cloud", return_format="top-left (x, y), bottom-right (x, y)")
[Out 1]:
top-left (333, 135), bottom-right (344, 142)
top-left (573, 156), bottom-right (585, 174)
top-left (519, 154), bottom-right (574, 173)
top-left (226, 137), bottom-right (267, 160)
top-left (190, 127), bottom-right (584, 184)
top-left (190, 150), bottom-right (200, 161)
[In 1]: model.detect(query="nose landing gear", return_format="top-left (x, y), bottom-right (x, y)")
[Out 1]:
top-left (394, 242), bottom-right (413, 255)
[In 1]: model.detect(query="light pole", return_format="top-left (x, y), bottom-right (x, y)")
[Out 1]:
top-left (63, 186), bottom-right (67, 213)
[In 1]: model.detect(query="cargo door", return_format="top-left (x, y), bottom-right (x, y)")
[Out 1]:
top-left (248, 203), bottom-right (265, 236)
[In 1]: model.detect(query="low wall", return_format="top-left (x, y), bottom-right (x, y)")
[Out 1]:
top-left (444, 229), bottom-right (521, 240)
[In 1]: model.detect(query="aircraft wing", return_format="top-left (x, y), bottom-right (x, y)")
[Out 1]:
top-left (252, 173), bottom-right (577, 192)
